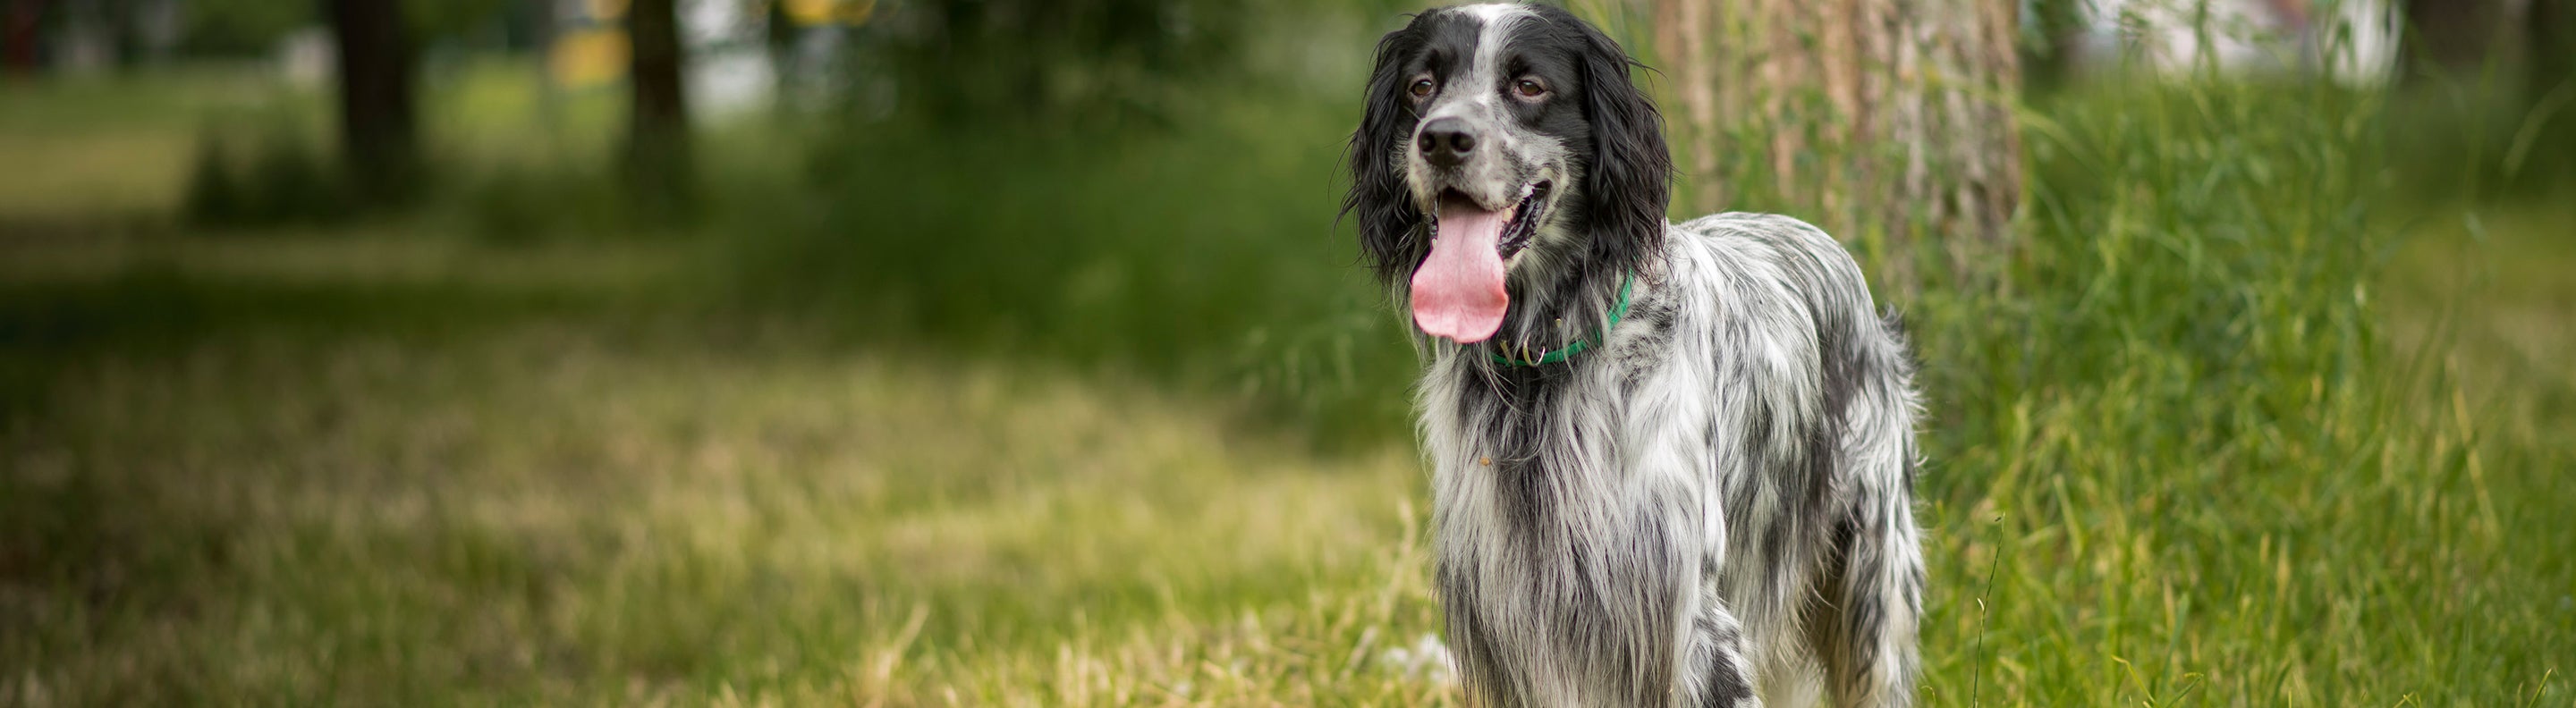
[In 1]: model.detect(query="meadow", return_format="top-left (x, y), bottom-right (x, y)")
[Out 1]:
top-left (4, 49), bottom-right (2573, 707)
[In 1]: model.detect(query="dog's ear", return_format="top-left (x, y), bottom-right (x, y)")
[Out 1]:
top-left (1573, 20), bottom-right (1673, 266)
top-left (1343, 21), bottom-right (1428, 287)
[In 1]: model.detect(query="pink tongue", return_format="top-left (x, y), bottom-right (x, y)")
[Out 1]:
top-left (1411, 201), bottom-right (1510, 342)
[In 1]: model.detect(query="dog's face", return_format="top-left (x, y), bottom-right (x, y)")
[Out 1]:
top-left (1344, 4), bottom-right (1669, 344)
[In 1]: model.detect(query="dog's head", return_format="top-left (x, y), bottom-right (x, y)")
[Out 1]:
top-left (1343, 3), bottom-right (1669, 344)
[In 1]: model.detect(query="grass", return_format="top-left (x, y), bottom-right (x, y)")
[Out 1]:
top-left (4, 55), bottom-right (2573, 705)
top-left (4, 312), bottom-right (1445, 704)
top-left (1894, 80), bottom-right (2574, 704)
top-left (0, 68), bottom-right (300, 221)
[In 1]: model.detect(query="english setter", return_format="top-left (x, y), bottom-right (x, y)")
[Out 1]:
top-left (1342, 4), bottom-right (1927, 706)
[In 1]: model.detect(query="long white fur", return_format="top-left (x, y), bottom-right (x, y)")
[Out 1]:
top-left (1385, 8), bottom-right (1928, 706)
top-left (1416, 213), bottom-right (1924, 708)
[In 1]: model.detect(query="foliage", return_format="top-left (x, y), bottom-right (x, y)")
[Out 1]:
top-left (178, 0), bottom-right (313, 57)
top-left (734, 96), bottom-right (1414, 443)
top-left (440, 166), bottom-right (624, 245)
top-left (2382, 78), bottom-right (2576, 203)
top-left (852, 0), bottom-right (1411, 131)
top-left (405, 0), bottom-right (521, 46)
top-left (858, 0), bottom-right (1253, 128)
top-left (181, 126), bottom-right (355, 228)
top-left (176, 0), bottom-right (519, 57)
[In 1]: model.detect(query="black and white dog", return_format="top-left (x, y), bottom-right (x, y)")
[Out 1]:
top-left (1343, 4), bottom-right (1926, 706)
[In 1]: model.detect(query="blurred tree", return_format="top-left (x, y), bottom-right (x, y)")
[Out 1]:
top-left (2023, 0), bottom-right (2085, 92)
top-left (2400, 0), bottom-right (2507, 79)
top-left (626, 0), bottom-right (693, 209)
top-left (873, 0), bottom-right (1250, 130)
top-left (61, 0), bottom-right (136, 68)
top-left (1652, 0), bottom-right (2023, 289)
top-left (2534, 0), bottom-right (2572, 99)
top-left (2, 0), bottom-right (42, 73)
top-left (2525, 0), bottom-right (2576, 192)
top-left (403, 0), bottom-right (513, 46)
top-left (764, 0), bottom-right (793, 97)
top-left (176, 0), bottom-right (306, 56)
top-left (326, 0), bottom-right (419, 204)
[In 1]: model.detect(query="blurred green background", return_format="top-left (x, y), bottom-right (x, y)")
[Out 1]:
top-left (2, 0), bottom-right (2572, 704)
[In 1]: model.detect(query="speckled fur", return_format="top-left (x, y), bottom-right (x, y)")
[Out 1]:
top-left (1343, 5), bottom-right (1927, 707)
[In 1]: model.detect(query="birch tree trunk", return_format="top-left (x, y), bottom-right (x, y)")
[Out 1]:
top-left (1650, 0), bottom-right (2022, 291)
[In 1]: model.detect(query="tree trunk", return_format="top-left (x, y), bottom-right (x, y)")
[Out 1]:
top-left (326, 0), bottom-right (420, 205)
top-left (3, 0), bottom-right (46, 75)
top-left (766, 0), bottom-right (797, 113)
top-left (625, 0), bottom-right (692, 209)
top-left (1652, 0), bottom-right (2022, 291)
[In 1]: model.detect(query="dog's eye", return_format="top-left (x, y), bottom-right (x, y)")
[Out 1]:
top-left (1409, 79), bottom-right (1436, 98)
top-left (1514, 79), bottom-right (1547, 98)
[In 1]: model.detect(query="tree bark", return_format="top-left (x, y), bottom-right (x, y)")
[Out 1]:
top-left (626, 0), bottom-right (692, 208)
top-left (326, 0), bottom-right (420, 204)
top-left (1650, 0), bottom-right (2022, 291)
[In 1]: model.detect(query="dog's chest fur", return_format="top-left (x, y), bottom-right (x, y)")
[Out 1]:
top-left (1421, 354), bottom-right (1699, 705)
top-left (1416, 221), bottom-right (1855, 706)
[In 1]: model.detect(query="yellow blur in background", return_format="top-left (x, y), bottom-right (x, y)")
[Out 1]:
top-left (549, 0), bottom-right (873, 88)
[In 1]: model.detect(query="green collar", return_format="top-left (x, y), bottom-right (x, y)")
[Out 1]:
top-left (1485, 273), bottom-right (1636, 367)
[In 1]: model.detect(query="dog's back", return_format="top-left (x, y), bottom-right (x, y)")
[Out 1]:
top-left (1671, 213), bottom-right (1926, 707)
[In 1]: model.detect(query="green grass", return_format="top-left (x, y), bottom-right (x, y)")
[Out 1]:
top-left (3, 313), bottom-right (1445, 704)
top-left (1894, 80), bottom-right (2574, 704)
top-left (0, 68), bottom-right (307, 221)
top-left (4, 58), bottom-right (2572, 705)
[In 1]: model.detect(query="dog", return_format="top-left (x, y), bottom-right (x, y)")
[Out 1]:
top-left (1342, 4), bottom-right (1926, 706)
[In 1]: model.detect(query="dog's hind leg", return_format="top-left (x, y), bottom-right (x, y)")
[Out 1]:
top-left (1806, 394), bottom-right (1925, 708)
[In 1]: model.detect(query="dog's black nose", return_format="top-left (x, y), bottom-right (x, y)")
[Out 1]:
top-left (1417, 118), bottom-right (1476, 167)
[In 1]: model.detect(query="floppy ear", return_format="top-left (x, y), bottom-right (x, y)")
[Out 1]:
top-left (1343, 23), bottom-right (1428, 287)
top-left (1573, 21), bottom-right (1673, 268)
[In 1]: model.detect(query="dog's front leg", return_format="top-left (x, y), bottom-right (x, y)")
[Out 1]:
top-left (1619, 400), bottom-right (1758, 707)
top-left (1616, 473), bottom-right (1758, 708)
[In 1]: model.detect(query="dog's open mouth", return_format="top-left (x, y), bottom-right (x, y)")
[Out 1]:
top-left (1433, 181), bottom-right (1553, 261)
top-left (1411, 181), bottom-right (1552, 343)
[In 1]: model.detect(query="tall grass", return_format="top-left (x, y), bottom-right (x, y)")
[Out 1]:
top-left (1903, 78), bottom-right (2570, 703)
top-left (718, 63), bottom-right (2572, 700)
